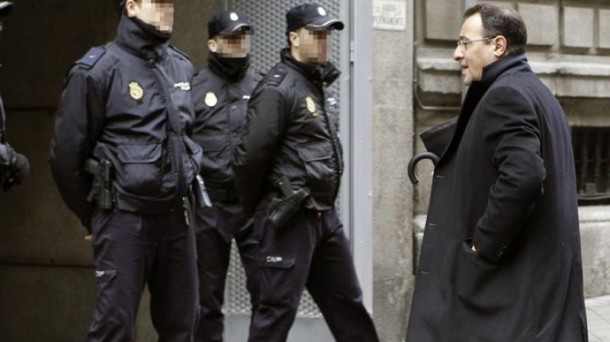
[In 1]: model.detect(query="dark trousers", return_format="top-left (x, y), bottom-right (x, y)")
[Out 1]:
top-left (247, 205), bottom-right (379, 342)
top-left (194, 201), bottom-right (258, 342)
top-left (87, 206), bottom-right (199, 342)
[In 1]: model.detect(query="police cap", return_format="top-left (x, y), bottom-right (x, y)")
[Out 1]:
top-left (208, 10), bottom-right (252, 39)
top-left (0, 1), bottom-right (13, 17)
top-left (286, 3), bottom-right (344, 33)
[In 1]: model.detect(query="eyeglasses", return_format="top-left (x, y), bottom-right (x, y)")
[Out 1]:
top-left (456, 37), bottom-right (493, 49)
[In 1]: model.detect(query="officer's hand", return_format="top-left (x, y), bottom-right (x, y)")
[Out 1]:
top-left (11, 153), bottom-right (30, 184)
top-left (80, 216), bottom-right (92, 240)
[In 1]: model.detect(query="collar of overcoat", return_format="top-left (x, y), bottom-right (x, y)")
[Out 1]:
top-left (436, 54), bottom-right (530, 166)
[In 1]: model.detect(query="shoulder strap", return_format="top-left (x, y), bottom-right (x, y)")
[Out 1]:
top-left (76, 46), bottom-right (106, 70)
top-left (266, 65), bottom-right (288, 87)
top-left (168, 45), bottom-right (191, 62)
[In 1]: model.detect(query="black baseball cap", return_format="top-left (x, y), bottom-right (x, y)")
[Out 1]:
top-left (0, 1), bottom-right (13, 16)
top-left (208, 10), bottom-right (252, 39)
top-left (286, 3), bottom-right (344, 33)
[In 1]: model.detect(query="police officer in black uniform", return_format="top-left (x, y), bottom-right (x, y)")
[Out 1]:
top-left (233, 3), bottom-right (380, 341)
top-left (191, 10), bottom-right (262, 342)
top-left (50, 1), bottom-right (203, 340)
top-left (0, 1), bottom-right (29, 192)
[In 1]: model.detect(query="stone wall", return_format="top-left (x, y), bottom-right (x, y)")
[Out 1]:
top-left (372, 0), bottom-right (415, 339)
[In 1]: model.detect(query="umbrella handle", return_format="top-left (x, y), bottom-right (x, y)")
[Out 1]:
top-left (408, 152), bottom-right (439, 184)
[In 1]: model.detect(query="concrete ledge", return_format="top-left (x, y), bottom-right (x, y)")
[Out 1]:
top-left (586, 295), bottom-right (610, 342)
top-left (417, 57), bottom-right (610, 98)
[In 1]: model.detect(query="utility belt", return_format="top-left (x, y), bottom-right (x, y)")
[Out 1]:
top-left (206, 186), bottom-right (238, 203)
top-left (84, 158), bottom-right (213, 211)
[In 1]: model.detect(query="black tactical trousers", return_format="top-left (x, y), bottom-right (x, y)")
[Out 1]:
top-left (194, 201), bottom-right (258, 342)
top-left (247, 205), bottom-right (380, 342)
top-left (87, 205), bottom-right (199, 342)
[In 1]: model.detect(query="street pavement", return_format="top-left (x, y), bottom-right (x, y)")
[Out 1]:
top-left (587, 295), bottom-right (610, 342)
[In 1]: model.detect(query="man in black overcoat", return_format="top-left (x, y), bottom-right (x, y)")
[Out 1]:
top-left (406, 4), bottom-right (588, 341)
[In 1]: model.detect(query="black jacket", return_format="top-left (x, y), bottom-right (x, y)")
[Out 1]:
top-left (191, 55), bottom-right (262, 201)
top-left (50, 16), bottom-right (203, 222)
top-left (406, 54), bottom-right (587, 341)
top-left (233, 48), bottom-right (343, 215)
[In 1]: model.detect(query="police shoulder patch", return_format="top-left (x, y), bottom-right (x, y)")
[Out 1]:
top-left (76, 46), bottom-right (106, 70)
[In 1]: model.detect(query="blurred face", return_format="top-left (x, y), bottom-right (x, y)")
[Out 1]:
top-left (453, 13), bottom-right (498, 85)
top-left (126, 0), bottom-right (174, 34)
top-left (290, 27), bottom-right (331, 65)
top-left (208, 30), bottom-right (251, 58)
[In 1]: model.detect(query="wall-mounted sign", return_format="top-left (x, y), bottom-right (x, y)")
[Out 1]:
top-left (373, 0), bottom-right (406, 31)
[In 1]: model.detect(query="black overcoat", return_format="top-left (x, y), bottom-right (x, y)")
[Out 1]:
top-left (406, 54), bottom-right (588, 342)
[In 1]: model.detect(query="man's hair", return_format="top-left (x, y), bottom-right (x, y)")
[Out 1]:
top-left (464, 4), bottom-right (527, 55)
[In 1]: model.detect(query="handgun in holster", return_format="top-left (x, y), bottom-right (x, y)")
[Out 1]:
top-left (267, 176), bottom-right (310, 228)
top-left (192, 174), bottom-right (213, 209)
top-left (84, 158), bottom-right (114, 209)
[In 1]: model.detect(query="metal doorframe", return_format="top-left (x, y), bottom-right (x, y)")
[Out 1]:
top-left (342, 0), bottom-right (374, 311)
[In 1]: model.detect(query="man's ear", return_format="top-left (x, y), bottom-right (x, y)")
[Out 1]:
top-left (494, 35), bottom-right (508, 57)
top-left (208, 39), bottom-right (218, 53)
top-left (289, 31), bottom-right (299, 48)
top-left (125, 0), bottom-right (138, 17)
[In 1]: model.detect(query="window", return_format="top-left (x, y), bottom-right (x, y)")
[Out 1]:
top-left (572, 127), bottom-right (610, 204)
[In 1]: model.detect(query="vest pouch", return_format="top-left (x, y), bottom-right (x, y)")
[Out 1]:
top-left (115, 143), bottom-right (163, 197)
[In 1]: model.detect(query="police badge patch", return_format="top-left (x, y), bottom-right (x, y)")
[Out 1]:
top-left (128, 82), bottom-right (144, 101)
top-left (306, 96), bottom-right (318, 117)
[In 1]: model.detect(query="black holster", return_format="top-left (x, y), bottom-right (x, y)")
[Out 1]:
top-left (84, 158), bottom-right (114, 209)
top-left (267, 177), bottom-right (310, 228)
